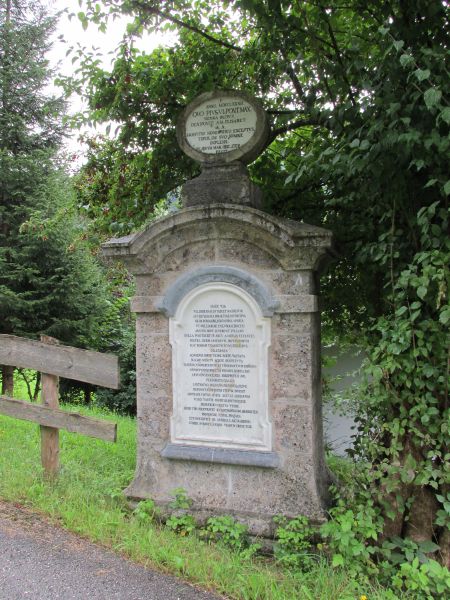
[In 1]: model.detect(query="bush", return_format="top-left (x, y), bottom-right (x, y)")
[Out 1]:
top-left (94, 291), bottom-right (136, 414)
top-left (273, 515), bottom-right (316, 570)
top-left (391, 558), bottom-right (450, 599)
top-left (200, 515), bottom-right (260, 558)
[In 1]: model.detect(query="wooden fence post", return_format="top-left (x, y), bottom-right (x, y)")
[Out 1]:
top-left (0, 333), bottom-right (119, 477)
top-left (40, 335), bottom-right (60, 478)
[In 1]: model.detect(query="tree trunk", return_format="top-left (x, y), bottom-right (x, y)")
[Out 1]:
top-left (1, 365), bottom-right (14, 395)
top-left (439, 528), bottom-right (450, 569)
top-left (33, 371), bottom-right (41, 401)
top-left (404, 487), bottom-right (439, 543)
top-left (379, 439), bottom-right (412, 539)
top-left (83, 383), bottom-right (91, 405)
top-left (378, 436), bottom-right (448, 565)
top-left (18, 369), bottom-right (34, 401)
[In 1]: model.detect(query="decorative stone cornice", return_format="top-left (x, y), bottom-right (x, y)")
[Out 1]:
top-left (102, 204), bottom-right (334, 273)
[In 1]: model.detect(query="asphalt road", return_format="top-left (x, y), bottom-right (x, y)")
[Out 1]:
top-left (0, 501), bottom-right (222, 600)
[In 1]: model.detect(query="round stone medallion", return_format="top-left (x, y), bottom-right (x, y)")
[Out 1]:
top-left (177, 90), bottom-right (270, 165)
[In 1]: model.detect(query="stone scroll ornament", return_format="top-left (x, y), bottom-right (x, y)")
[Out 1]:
top-left (176, 90), bottom-right (270, 207)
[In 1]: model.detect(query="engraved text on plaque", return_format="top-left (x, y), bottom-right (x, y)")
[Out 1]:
top-left (170, 282), bottom-right (272, 450)
top-left (185, 97), bottom-right (257, 155)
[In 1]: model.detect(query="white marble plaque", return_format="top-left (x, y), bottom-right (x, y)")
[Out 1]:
top-left (169, 282), bottom-right (272, 450)
top-left (185, 96), bottom-right (257, 155)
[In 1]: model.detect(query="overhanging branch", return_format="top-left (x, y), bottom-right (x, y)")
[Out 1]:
top-left (130, 1), bottom-right (242, 52)
top-left (270, 118), bottom-right (322, 140)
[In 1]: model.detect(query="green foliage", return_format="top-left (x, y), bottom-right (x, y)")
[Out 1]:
top-left (133, 498), bottom-right (160, 524)
top-left (0, 1), bottom-right (65, 152)
top-left (168, 487), bottom-right (193, 510)
top-left (273, 515), bottom-right (316, 570)
top-left (348, 202), bottom-right (449, 547)
top-left (0, 407), bottom-right (431, 599)
top-left (380, 537), bottom-right (440, 567)
top-left (0, 1), bottom-right (108, 356)
top-left (391, 558), bottom-right (450, 600)
top-left (164, 489), bottom-right (260, 556)
top-left (165, 513), bottom-right (197, 537)
top-left (435, 492), bottom-right (450, 529)
top-left (165, 488), bottom-right (196, 535)
top-left (70, 0), bottom-right (450, 570)
top-left (318, 484), bottom-right (450, 596)
top-left (320, 499), bottom-right (382, 578)
top-left (4, 172), bottom-right (109, 346)
top-left (200, 515), bottom-right (259, 557)
top-left (93, 288), bottom-right (137, 414)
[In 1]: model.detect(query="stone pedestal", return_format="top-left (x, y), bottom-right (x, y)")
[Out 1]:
top-left (181, 162), bottom-right (262, 208)
top-left (103, 203), bottom-right (334, 537)
top-left (176, 90), bottom-right (269, 210)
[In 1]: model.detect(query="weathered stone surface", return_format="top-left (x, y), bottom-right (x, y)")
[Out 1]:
top-left (272, 313), bottom-right (313, 335)
top-left (135, 274), bottom-right (166, 296)
top-left (274, 295), bottom-right (318, 313)
top-left (271, 402), bottom-right (314, 454)
top-left (176, 91), bottom-right (270, 166)
top-left (269, 269), bottom-right (316, 294)
top-left (157, 265), bottom-right (279, 317)
top-left (155, 241), bottom-right (216, 273)
top-left (102, 204), bottom-right (334, 274)
top-left (181, 163), bottom-right (263, 208)
top-left (137, 334), bottom-right (172, 397)
top-left (161, 444), bottom-right (280, 468)
top-left (217, 239), bottom-right (279, 268)
top-left (176, 91), bottom-right (269, 208)
top-left (104, 203), bottom-right (333, 536)
top-left (135, 314), bottom-right (168, 335)
top-left (270, 334), bottom-right (313, 398)
top-left (131, 296), bottom-right (165, 314)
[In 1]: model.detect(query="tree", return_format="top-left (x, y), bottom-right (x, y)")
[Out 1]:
top-left (71, 0), bottom-right (449, 564)
top-left (0, 0), bottom-right (108, 395)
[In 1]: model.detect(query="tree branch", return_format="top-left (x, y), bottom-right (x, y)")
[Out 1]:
top-left (131, 1), bottom-right (242, 52)
top-left (285, 62), bottom-right (307, 102)
top-left (319, 69), bottom-right (336, 106)
top-left (320, 8), bottom-right (356, 107)
top-left (270, 118), bottom-right (322, 140)
top-left (267, 109), bottom-right (301, 115)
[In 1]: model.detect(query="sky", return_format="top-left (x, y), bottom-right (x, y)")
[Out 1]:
top-left (45, 1), bottom-right (175, 160)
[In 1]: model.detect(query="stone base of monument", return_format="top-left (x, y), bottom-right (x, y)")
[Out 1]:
top-left (103, 203), bottom-right (334, 537)
top-left (181, 162), bottom-right (262, 208)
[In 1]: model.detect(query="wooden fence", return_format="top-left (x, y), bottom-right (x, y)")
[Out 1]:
top-left (0, 334), bottom-right (120, 477)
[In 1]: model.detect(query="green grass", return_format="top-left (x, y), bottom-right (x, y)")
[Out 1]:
top-left (0, 395), bottom-right (402, 600)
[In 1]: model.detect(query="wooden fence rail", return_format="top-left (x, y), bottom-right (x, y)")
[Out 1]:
top-left (0, 396), bottom-right (117, 442)
top-left (0, 334), bottom-right (120, 388)
top-left (0, 334), bottom-right (120, 477)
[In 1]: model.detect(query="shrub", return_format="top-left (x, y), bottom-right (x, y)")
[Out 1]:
top-left (273, 514), bottom-right (316, 570)
top-left (166, 513), bottom-right (197, 536)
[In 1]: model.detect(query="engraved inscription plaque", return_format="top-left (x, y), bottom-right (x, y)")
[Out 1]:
top-left (177, 90), bottom-right (270, 166)
top-left (169, 282), bottom-right (272, 450)
top-left (185, 96), bottom-right (257, 155)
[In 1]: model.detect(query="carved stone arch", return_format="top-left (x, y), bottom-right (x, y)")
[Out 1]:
top-left (157, 266), bottom-right (280, 318)
top-left (102, 204), bottom-right (334, 274)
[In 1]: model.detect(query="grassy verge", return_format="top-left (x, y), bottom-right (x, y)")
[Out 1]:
top-left (0, 400), bottom-right (401, 600)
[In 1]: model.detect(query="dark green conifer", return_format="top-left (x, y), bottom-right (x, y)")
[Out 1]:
top-left (0, 0), bottom-right (107, 394)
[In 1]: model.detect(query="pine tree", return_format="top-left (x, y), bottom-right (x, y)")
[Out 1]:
top-left (0, 0), bottom-right (107, 395)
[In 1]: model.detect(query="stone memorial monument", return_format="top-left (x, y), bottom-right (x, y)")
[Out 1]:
top-left (176, 91), bottom-right (268, 208)
top-left (103, 90), bottom-right (334, 536)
